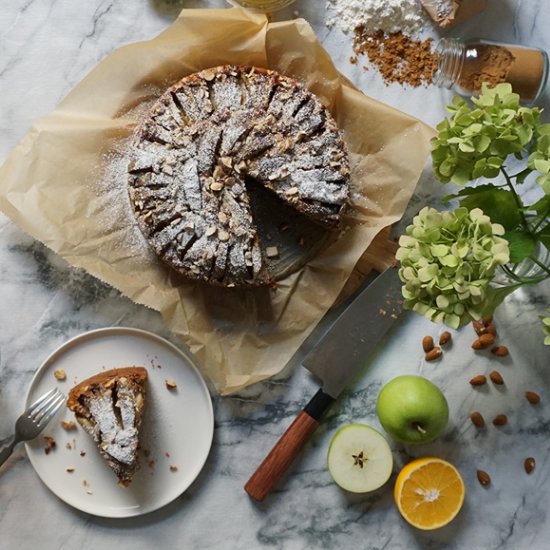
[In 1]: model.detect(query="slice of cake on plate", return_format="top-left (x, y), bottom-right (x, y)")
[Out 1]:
top-left (67, 366), bottom-right (147, 486)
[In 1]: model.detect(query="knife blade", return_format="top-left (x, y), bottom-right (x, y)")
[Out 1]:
top-left (244, 266), bottom-right (405, 501)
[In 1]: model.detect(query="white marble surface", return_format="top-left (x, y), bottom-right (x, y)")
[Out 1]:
top-left (1, 1), bottom-right (550, 548)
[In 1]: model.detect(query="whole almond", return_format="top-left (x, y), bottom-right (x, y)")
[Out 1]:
top-left (489, 370), bottom-right (504, 385)
top-left (472, 320), bottom-right (486, 335)
top-left (485, 324), bottom-right (497, 336)
top-left (524, 457), bottom-right (536, 474)
top-left (477, 470), bottom-right (491, 487)
top-left (491, 346), bottom-right (509, 357)
top-left (425, 347), bottom-right (442, 362)
top-left (472, 333), bottom-right (496, 350)
top-left (469, 374), bottom-right (487, 387)
top-left (439, 331), bottom-right (452, 346)
top-left (525, 391), bottom-right (541, 405)
top-left (422, 335), bottom-right (435, 353)
top-left (492, 414), bottom-right (508, 426)
top-left (469, 411), bottom-right (485, 428)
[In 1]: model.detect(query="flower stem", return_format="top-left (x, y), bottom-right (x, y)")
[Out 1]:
top-left (530, 256), bottom-right (550, 277)
top-left (532, 209), bottom-right (550, 233)
top-left (501, 167), bottom-right (529, 230)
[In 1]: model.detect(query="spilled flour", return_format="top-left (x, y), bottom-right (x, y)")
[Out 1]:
top-left (326, 0), bottom-right (426, 35)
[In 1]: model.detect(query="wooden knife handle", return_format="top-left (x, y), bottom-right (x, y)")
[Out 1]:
top-left (244, 389), bottom-right (334, 502)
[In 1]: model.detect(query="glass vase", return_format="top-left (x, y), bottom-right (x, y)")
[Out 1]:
top-left (496, 241), bottom-right (550, 285)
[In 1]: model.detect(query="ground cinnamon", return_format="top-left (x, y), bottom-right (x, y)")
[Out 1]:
top-left (352, 29), bottom-right (440, 87)
top-left (457, 44), bottom-right (513, 91)
top-left (447, 40), bottom-right (548, 103)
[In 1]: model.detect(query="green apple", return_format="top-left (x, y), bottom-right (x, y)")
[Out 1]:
top-left (327, 423), bottom-right (393, 493)
top-left (376, 375), bottom-right (449, 444)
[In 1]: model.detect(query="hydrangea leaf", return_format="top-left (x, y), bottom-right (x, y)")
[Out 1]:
top-left (503, 229), bottom-right (538, 263)
top-left (457, 188), bottom-right (522, 231)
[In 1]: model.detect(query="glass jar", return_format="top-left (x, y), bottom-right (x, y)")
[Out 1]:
top-left (226, 0), bottom-right (296, 12)
top-left (434, 38), bottom-right (549, 105)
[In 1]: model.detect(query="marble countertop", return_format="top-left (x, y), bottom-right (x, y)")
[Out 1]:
top-left (1, 1), bottom-right (550, 548)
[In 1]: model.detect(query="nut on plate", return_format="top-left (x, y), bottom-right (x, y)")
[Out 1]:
top-left (489, 370), bottom-right (504, 385)
top-left (439, 331), bottom-right (452, 346)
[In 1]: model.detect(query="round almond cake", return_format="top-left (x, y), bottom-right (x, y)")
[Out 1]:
top-left (127, 65), bottom-right (350, 287)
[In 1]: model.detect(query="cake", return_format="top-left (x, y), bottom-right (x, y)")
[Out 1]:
top-left (127, 65), bottom-right (350, 287)
top-left (67, 367), bottom-right (148, 486)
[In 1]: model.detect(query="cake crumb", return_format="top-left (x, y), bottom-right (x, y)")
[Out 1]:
top-left (66, 468), bottom-right (75, 473)
top-left (80, 450), bottom-right (86, 457)
top-left (169, 465), bottom-right (178, 473)
top-left (66, 442), bottom-right (72, 450)
top-left (44, 436), bottom-right (56, 455)
top-left (83, 480), bottom-right (93, 494)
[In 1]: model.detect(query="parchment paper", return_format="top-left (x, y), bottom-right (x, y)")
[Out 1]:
top-left (0, 8), bottom-right (434, 394)
top-left (421, 0), bottom-right (488, 28)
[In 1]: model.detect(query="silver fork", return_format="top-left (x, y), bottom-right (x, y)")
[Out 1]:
top-left (0, 388), bottom-right (66, 467)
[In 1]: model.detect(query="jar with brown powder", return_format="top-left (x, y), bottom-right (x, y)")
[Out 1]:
top-left (434, 38), bottom-right (549, 104)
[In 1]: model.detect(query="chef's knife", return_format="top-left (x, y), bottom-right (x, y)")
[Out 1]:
top-left (244, 266), bottom-right (404, 501)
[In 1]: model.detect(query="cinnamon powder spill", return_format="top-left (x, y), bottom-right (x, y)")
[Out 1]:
top-left (352, 29), bottom-right (440, 87)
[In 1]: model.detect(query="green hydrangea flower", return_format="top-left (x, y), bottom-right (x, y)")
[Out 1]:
top-left (431, 83), bottom-right (543, 185)
top-left (397, 207), bottom-right (510, 329)
top-left (541, 309), bottom-right (550, 345)
top-left (528, 124), bottom-right (550, 195)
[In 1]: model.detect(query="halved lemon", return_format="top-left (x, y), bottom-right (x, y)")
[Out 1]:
top-left (394, 457), bottom-right (465, 530)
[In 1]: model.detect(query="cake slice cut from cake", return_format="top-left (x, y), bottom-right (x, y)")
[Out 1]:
top-left (67, 367), bottom-right (148, 486)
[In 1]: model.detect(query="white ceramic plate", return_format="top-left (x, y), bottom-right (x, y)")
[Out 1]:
top-left (24, 327), bottom-right (214, 518)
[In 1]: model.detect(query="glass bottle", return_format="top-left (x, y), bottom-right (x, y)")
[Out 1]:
top-left (227, 0), bottom-right (296, 11)
top-left (434, 38), bottom-right (549, 105)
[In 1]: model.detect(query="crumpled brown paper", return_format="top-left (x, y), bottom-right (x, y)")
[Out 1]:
top-left (420, 0), bottom-right (488, 28)
top-left (0, 8), bottom-right (434, 394)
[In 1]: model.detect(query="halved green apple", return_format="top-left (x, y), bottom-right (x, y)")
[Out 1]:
top-left (327, 423), bottom-right (393, 493)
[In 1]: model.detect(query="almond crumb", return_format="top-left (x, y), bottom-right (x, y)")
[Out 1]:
top-left (266, 246), bottom-right (279, 258)
top-left (169, 465), bottom-right (178, 472)
top-left (80, 450), bottom-right (86, 457)
top-left (165, 379), bottom-right (177, 390)
top-left (61, 420), bottom-right (77, 430)
top-left (66, 468), bottom-right (75, 473)
top-left (54, 368), bottom-right (66, 381)
top-left (66, 442), bottom-right (72, 450)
